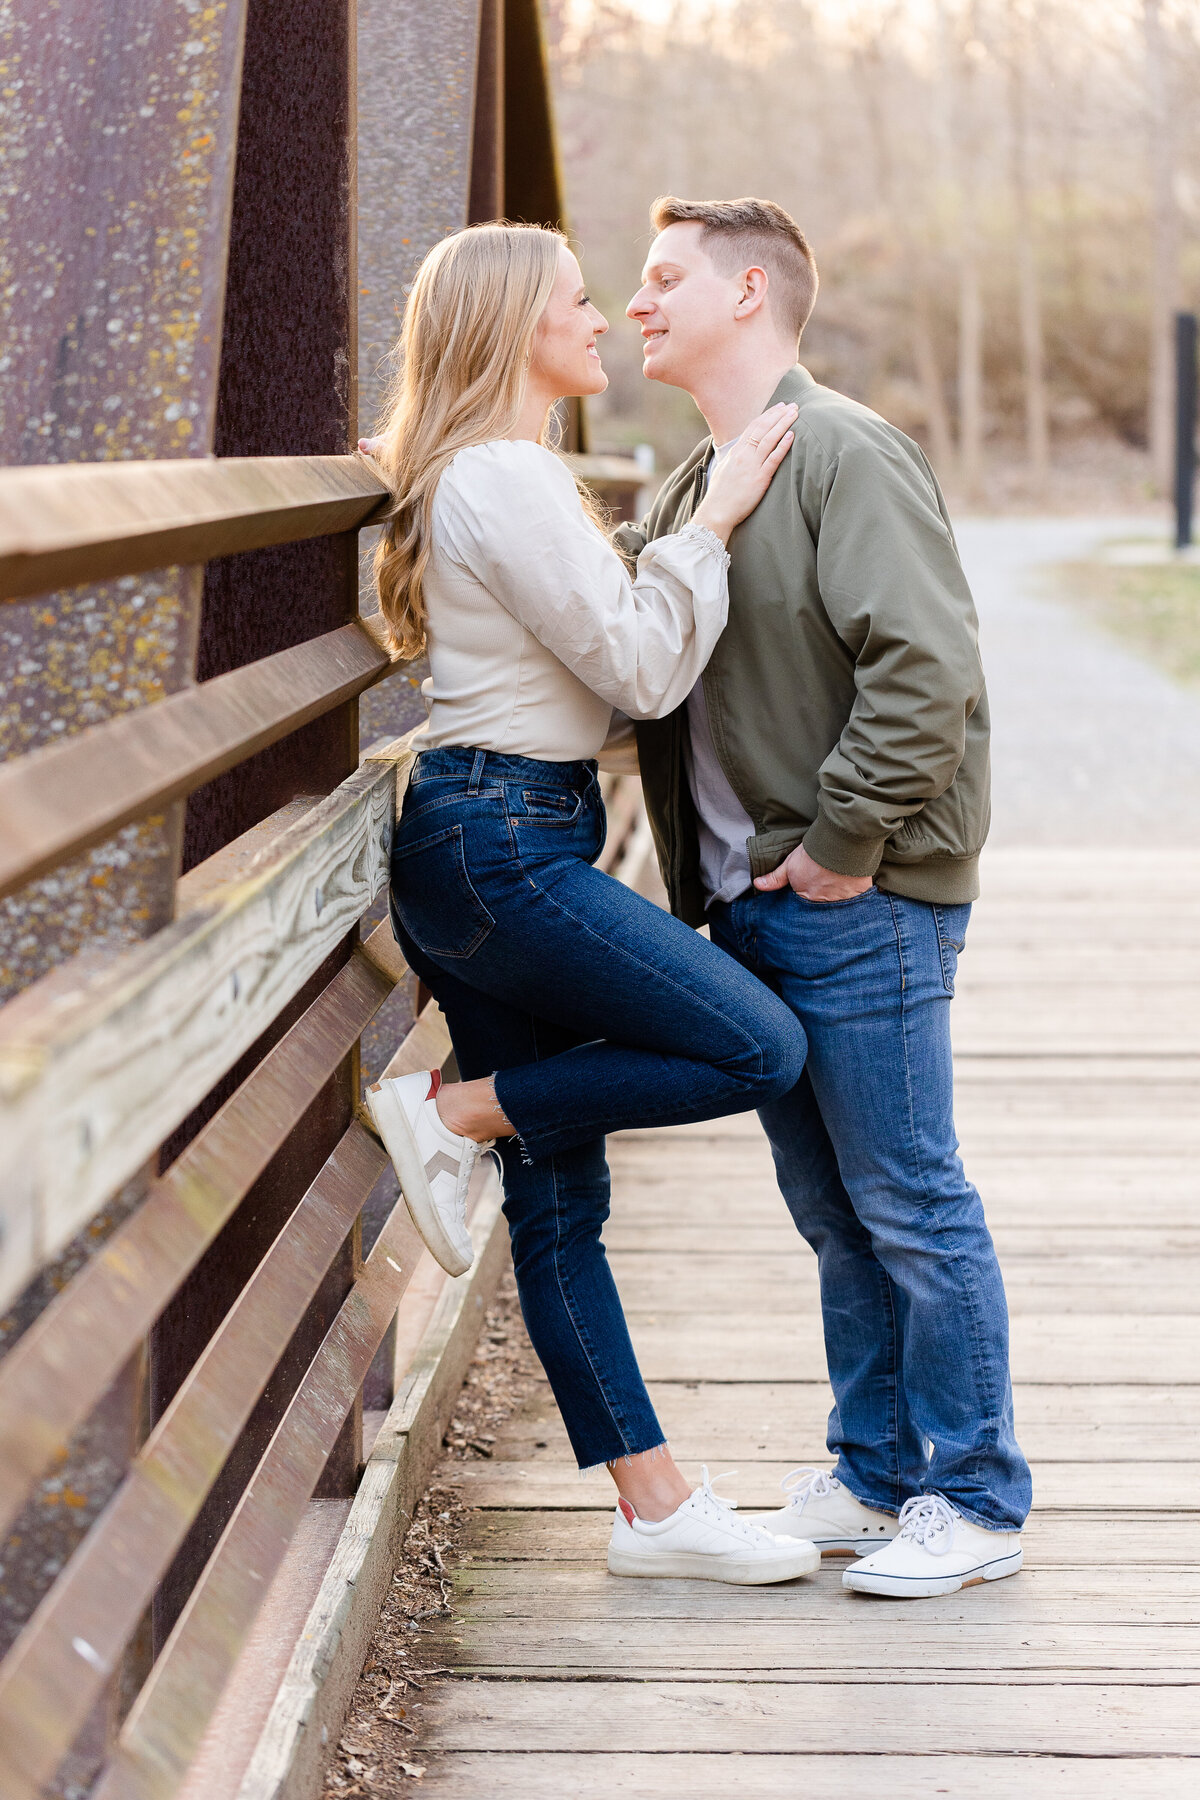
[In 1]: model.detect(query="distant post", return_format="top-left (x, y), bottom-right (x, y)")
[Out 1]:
top-left (1175, 311), bottom-right (1197, 550)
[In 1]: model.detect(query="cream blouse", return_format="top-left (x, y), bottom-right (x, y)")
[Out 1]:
top-left (418, 438), bottom-right (730, 762)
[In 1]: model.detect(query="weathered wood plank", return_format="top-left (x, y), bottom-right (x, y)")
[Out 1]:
top-left (588, 1313), bottom-right (1200, 1385)
top-left (428, 1616), bottom-right (1200, 1675)
top-left (0, 938), bottom-right (395, 1538)
top-left (0, 621), bottom-right (394, 903)
top-left (482, 1378), bottom-right (1200, 1466)
top-left (233, 1169), bottom-right (512, 1800)
top-left (0, 737), bottom-right (415, 1310)
top-left (459, 1507), bottom-right (1200, 1569)
top-left (418, 1678), bottom-right (1200, 1754)
top-left (91, 1151), bottom-right (427, 1800)
top-left (0, 455), bottom-right (389, 603)
top-left (0, 1128), bottom-right (396, 1800)
top-left (448, 1565), bottom-right (1200, 1622)
top-left (390, 1753), bottom-right (1199, 1800)
top-left (600, 1250), bottom-right (1200, 1316)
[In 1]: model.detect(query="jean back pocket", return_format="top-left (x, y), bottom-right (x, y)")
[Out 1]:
top-left (391, 823), bottom-right (495, 960)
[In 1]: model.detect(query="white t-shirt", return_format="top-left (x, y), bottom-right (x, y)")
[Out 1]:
top-left (682, 440), bottom-right (758, 906)
top-left (419, 438), bottom-right (731, 762)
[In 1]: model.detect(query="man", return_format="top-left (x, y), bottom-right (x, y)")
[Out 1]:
top-left (616, 195), bottom-right (1031, 1599)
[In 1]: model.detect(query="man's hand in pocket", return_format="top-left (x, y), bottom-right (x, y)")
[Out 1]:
top-left (754, 844), bottom-right (873, 902)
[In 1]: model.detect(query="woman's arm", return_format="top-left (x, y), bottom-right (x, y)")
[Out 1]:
top-left (438, 440), bottom-right (731, 720)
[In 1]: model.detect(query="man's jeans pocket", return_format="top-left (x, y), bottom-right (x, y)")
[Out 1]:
top-left (392, 824), bottom-right (496, 960)
top-left (932, 902), bottom-right (971, 995)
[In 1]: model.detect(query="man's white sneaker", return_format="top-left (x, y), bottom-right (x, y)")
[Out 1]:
top-left (607, 1468), bottom-right (820, 1585)
top-left (843, 1493), bottom-right (1023, 1598)
top-left (365, 1070), bottom-right (491, 1277)
top-left (746, 1467), bottom-right (897, 1555)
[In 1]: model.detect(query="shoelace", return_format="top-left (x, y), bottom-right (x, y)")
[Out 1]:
top-left (780, 1466), bottom-right (838, 1512)
top-left (692, 1468), bottom-right (780, 1545)
top-left (896, 1493), bottom-right (960, 1556)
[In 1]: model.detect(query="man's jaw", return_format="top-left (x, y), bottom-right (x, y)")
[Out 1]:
top-left (641, 326), bottom-right (670, 380)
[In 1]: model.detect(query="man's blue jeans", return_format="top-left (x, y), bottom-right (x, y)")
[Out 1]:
top-left (710, 884), bottom-right (1032, 1531)
top-left (388, 747), bottom-right (807, 1471)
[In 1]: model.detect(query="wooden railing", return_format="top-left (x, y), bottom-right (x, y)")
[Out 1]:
top-left (0, 450), bottom-right (647, 1798)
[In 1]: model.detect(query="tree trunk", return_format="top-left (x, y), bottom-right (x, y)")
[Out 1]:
top-left (1145, 0), bottom-right (1178, 491)
top-left (912, 295), bottom-right (957, 477)
top-left (954, 10), bottom-right (986, 503)
top-left (1008, 1), bottom-right (1049, 480)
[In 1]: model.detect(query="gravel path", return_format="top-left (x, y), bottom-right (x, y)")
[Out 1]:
top-left (958, 515), bottom-right (1200, 848)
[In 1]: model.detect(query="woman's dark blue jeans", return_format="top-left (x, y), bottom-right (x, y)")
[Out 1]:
top-left (388, 745), bottom-right (806, 1470)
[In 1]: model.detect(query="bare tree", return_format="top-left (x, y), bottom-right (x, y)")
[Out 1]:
top-left (1006, 0), bottom-right (1049, 478)
top-left (950, 4), bottom-right (987, 501)
top-left (1145, 0), bottom-right (1180, 490)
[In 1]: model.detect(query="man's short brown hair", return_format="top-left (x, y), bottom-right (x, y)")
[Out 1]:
top-left (649, 196), bottom-right (818, 343)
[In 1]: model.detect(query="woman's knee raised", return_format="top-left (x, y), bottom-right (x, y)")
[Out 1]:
top-left (752, 1000), bottom-right (807, 1101)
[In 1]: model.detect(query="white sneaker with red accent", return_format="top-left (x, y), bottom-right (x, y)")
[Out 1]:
top-left (607, 1469), bottom-right (821, 1585)
top-left (365, 1070), bottom-right (491, 1277)
top-left (843, 1494), bottom-right (1023, 1598)
top-left (745, 1467), bottom-right (898, 1555)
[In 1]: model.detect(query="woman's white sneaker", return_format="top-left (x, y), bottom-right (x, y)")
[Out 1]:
top-left (607, 1468), bottom-right (820, 1585)
top-left (746, 1466), bottom-right (897, 1555)
top-left (843, 1494), bottom-right (1023, 1598)
top-left (364, 1070), bottom-right (491, 1277)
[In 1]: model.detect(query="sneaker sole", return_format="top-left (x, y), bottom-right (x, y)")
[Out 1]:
top-left (747, 1531), bottom-right (895, 1557)
top-left (365, 1083), bottom-right (473, 1278)
top-left (819, 1536), bottom-right (897, 1556)
top-left (607, 1543), bottom-right (820, 1585)
top-left (843, 1546), bottom-right (1023, 1598)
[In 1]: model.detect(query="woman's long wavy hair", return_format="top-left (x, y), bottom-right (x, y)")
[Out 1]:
top-left (372, 222), bottom-right (569, 660)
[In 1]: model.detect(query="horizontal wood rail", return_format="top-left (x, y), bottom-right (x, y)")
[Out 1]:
top-left (0, 924), bottom-right (400, 1540)
top-left (0, 737), bottom-right (413, 1311)
top-left (0, 455), bottom-right (392, 603)
top-left (0, 450), bottom-right (641, 603)
top-left (94, 1146), bottom-right (422, 1800)
top-left (0, 618), bottom-right (396, 904)
top-left (0, 1124), bottom-right (398, 1797)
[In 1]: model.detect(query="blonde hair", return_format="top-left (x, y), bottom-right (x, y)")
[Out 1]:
top-left (373, 222), bottom-right (569, 660)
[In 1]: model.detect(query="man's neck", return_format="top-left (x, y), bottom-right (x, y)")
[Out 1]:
top-left (690, 349), bottom-right (798, 448)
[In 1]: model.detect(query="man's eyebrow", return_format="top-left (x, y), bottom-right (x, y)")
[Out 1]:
top-left (640, 260), bottom-right (684, 282)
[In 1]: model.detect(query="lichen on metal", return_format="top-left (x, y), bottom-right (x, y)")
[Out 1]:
top-left (0, 1), bottom-right (249, 1000)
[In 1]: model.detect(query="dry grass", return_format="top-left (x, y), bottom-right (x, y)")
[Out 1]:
top-left (1050, 555), bottom-right (1200, 686)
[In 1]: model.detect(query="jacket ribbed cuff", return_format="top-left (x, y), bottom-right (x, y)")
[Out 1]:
top-left (802, 811), bottom-right (887, 878)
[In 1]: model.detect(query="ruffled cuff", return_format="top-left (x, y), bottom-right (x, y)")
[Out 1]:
top-left (673, 519), bottom-right (731, 568)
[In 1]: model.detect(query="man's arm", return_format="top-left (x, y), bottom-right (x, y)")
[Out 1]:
top-left (757, 439), bottom-right (984, 898)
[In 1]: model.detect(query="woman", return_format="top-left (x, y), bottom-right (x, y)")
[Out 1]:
top-left (364, 222), bottom-right (812, 1584)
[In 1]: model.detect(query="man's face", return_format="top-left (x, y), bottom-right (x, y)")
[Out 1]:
top-left (626, 221), bottom-right (746, 391)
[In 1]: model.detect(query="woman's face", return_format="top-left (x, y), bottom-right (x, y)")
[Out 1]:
top-left (528, 245), bottom-right (609, 401)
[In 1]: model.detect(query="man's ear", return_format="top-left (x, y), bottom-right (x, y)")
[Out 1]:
top-left (734, 266), bottom-right (770, 321)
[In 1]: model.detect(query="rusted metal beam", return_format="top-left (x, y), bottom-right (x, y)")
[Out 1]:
top-left (0, 928), bottom-right (402, 1543)
top-left (0, 456), bottom-right (389, 605)
top-left (468, 0), bottom-right (505, 224)
top-left (0, 1122), bottom-right (414, 1800)
top-left (93, 1150), bottom-right (424, 1800)
top-left (0, 620), bottom-right (394, 904)
top-left (0, 0), bottom-right (252, 1007)
top-left (504, 0), bottom-right (567, 232)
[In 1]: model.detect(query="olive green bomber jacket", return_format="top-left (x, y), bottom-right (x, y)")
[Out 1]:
top-left (612, 364), bottom-right (990, 926)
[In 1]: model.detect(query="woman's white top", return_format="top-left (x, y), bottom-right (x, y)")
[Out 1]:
top-left (418, 438), bottom-right (730, 762)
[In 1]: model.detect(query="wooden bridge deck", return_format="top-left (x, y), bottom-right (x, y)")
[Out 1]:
top-left (412, 849), bottom-right (1200, 1796)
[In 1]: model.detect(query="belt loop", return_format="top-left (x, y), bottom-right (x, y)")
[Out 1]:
top-left (468, 749), bottom-right (487, 794)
